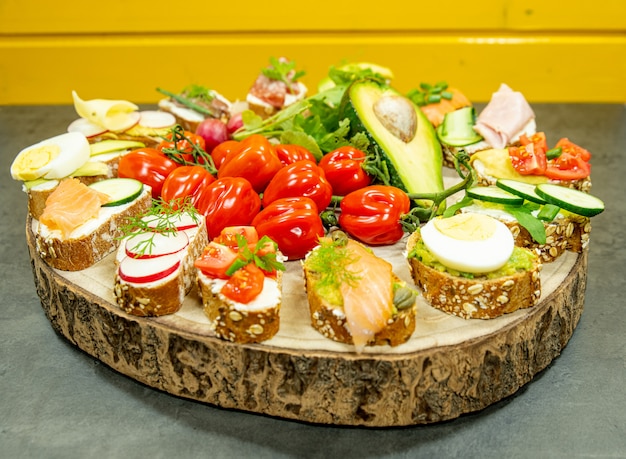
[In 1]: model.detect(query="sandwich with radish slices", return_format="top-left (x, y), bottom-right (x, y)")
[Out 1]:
top-left (114, 201), bottom-right (208, 316)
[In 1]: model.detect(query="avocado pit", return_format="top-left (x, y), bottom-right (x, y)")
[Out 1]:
top-left (373, 95), bottom-right (417, 143)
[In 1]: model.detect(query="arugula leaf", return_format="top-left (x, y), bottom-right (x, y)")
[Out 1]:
top-left (505, 205), bottom-right (547, 245)
top-left (262, 57), bottom-right (306, 87)
top-left (442, 196), bottom-right (474, 218)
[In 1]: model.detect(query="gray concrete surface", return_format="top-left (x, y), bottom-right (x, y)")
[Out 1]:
top-left (1, 104), bottom-right (625, 458)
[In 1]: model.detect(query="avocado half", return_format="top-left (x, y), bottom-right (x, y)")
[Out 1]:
top-left (340, 79), bottom-right (444, 209)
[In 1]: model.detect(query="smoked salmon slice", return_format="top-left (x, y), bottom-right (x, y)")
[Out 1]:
top-left (420, 87), bottom-right (472, 127)
top-left (39, 178), bottom-right (110, 238)
top-left (340, 240), bottom-right (394, 350)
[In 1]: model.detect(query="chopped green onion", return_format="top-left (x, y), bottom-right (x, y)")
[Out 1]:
top-left (546, 147), bottom-right (562, 160)
top-left (537, 203), bottom-right (560, 221)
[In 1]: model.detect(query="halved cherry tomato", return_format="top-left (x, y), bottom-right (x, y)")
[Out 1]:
top-left (520, 132), bottom-right (548, 153)
top-left (508, 142), bottom-right (547, 176)
top-left (117, 148), bottom-right (179, 198)
top-left (157, 130), bottom-right (206, 164)
top-left (262, 160), bottom-right (333, 211)
top-left (554, 138), bottom-right (592, 161)
top-left (220, 263), bottom-right (265, 304)
top-left (273, 144), bottom-right (317, 166)
top-left (318, 146), bottom-right (372, 196)
top-left (213, 226), bottom-right (259, 249)
top-left (211, 140), bottom-right (240, 169)
top-left (194, 177), bottom-right (261, 239)
top-left (160, 165), bottom-right (215, 208)
top-left (218, 134), bottom-right (283, 193)
top-left (545, 152), bottom-right (591, 181)
top-left (194, 242), bottom-right (239, 279)
top-left (252, 196), bottom-right (324, 260)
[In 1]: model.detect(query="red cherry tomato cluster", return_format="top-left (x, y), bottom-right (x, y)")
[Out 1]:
top-left (118, 123), bottom-right (420, 256)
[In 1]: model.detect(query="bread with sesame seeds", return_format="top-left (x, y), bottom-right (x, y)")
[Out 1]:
top-left (406, 230), bottom-right (542, 320)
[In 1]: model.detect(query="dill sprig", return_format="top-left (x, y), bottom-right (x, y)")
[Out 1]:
top-left (304, 236), bottom-right (362, 290)
top-left (117, 197), bottom-right (201, 257)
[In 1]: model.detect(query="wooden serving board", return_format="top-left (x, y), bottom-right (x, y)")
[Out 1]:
top-left (26, 212), bottom-right (588, 427)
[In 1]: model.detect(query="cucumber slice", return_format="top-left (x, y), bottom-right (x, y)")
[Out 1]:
top-left (467, 186), bottom-right (524, 206)
top-left (496, 179), bottom-right (546, 204)
top-left (436, 107), bottom-right (483, 147)
top-left (536, 184), bottom-right (605, 217)
top-left (89, 178), bottom-right (144, 207)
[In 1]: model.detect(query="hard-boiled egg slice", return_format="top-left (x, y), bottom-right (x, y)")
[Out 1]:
top-left (420, 213), bottom-right (514, 273)
top-left (10, 132), bottom-right (90, 181)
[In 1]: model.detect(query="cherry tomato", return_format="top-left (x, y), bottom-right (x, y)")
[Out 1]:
top-left (252, 196), bottom-right (325, 260)
top-left (160, 165), bottom-right (216, 208)
top-left (273, 144), bottom-right (317, 166)
top-left (218, 134), bottom-right (283, 193)
top-left (220, 263), bottom-right (265, 304)
top-left (520, 132), bottom-right (548, 153)
top-left (554, 138), bottom-right (592, 161)
top-left (318, 146), bottom-right (372, 196)
top-left (545, 152), bottom-right (591, 181)
top-left (194, 242), bottom-right (239, 279)
top-left (339, 185), bottom-right (410, 245)
top-left (157, 130), bottom-right (206, 164)
top-left (213, 226), bottom-right (259, 249)
top-left (508, 143), bottom-right (547, 176)
top-left (262, 160), bottom-right (333, 211)
top-left (194, 177), bottom-right (261, 239)
top-left (117, 148), bottom-right (179, 198)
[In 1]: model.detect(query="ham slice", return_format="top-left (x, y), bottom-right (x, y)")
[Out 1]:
top-left (474, 84), bottom-right (535, 149)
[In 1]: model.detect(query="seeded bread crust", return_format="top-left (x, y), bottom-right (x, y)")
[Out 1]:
top-left (114, 221), bottom-right (208, 317)
top-left (197, 271), bottom-right (283, 344)
top-left (503, 215), bottom-right (591, 263)
top-left (32, 188), bottom-right (152, 271)
top-left (302, 265), bottom-right (417, 347)
top-left (406, 231), bottom-right (542, 320)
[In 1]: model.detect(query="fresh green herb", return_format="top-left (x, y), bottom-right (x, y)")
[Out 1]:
top-left (305, 237), bottom-right (362, 291)
top-left (504, 204), bottom-right (547, 245)
top-left (546, 147), bottom-right (562, 160)
top-left (262, 57), bottom-right (306, 91)
top-left (407, 81), bottom-right (453, 107)
top-left (225, 234), bottom-right (286, 277)
top-left (156, 87), bottom-right (219, 117)
top-left (159, 125), bottom-right (218, 174)
top-left (118, 198), bottom-right (201, 257)
top-left (181, 84), bottom-right (216, 103)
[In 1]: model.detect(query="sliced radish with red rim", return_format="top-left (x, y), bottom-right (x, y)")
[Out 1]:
top-left (118, 253), bottom-right (181, 284)
top-left (143, 213), bottom-right (199, 232)
top-left (67, 118), bottom-right (108, 138)
top-left (138, 110), bottom-right (177, 129)
top-left (125, 231), bottom-right (189, 259)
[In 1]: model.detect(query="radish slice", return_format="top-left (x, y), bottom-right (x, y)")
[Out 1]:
top-left (67, 118), bottom-right (108, 138)
top-left (139, 110), bottom-right (177, 129)
top-left (144, 213), bottom-right (199, 232)
top-left (118, 253), bottom-right (181, 284)
top-left (125, 231), bottom-right (189, 259)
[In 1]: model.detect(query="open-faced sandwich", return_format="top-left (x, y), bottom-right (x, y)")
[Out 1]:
top-left (302, 231), bottom-right (418, 351)
top-left (114, 201), bottom-right (208, 317)
top-left (195, 226), bottom-right (286, 343)
top-left (68, 91), bottom-right (178, 148)
top-left (451, 180), bottom-right (603, 263)
top-left (31, 176), bottom-right (152, 271)
top-left (246, 57), bottom-right (307, 118)
top-left (406, 212), bottom-right (542, 320)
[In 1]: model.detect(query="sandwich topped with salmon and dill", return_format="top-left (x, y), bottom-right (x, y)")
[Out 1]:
top-left (302, 230), bottom-right (418, 352)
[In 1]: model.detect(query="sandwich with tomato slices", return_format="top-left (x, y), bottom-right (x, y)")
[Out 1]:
top-left (194, 226), bottom-right (286, 343)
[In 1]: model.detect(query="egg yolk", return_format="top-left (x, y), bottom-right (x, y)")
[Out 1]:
top-left (433, 213), bottom-right (496, 241)
top-left (13, 144), bottom-right (60, 181)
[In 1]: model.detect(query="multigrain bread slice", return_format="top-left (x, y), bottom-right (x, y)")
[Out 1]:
top-left (32, 186), bottom-right (152, 271)
top-left (114, 216), bottom-right (208, 317)
top-left (197, 270), bottom-right (283, 343)
top-left (303, 268), bottom-right (417, 347)
top-left (302, 236), bottom-right (417, 349)
top-left (406, 231), bottom-right (542, 320)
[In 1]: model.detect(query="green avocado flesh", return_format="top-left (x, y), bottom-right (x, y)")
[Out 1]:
top-left (341, 79), bottom-right (444, 208)
top-left (409, 237), bottom-right (536, 279)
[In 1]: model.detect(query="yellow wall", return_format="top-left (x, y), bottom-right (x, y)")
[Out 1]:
top-left (1, 0), bottom-right (625, 105)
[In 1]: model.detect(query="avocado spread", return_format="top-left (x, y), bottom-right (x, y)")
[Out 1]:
top-left (409, 236), bottom-right (536, 279)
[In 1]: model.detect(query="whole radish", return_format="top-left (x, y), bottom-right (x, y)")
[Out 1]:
top-left (195, 118), bottom-right (229, 153)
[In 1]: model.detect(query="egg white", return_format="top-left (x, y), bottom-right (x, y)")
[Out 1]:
top-left (420, 214), bottom-right (514, 274)
top-left (11, 132), bottom-right (90, 181)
